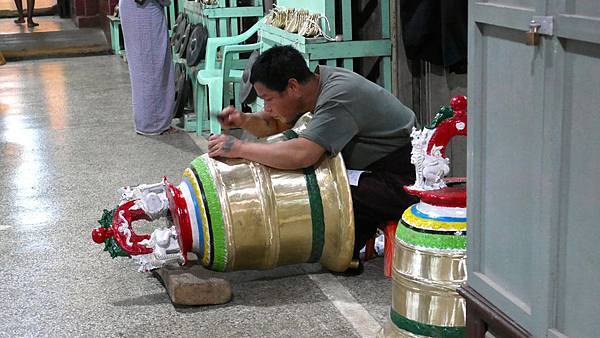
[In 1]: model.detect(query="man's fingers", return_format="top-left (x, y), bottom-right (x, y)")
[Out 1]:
top-left (207, 138), bottom-right (219, 152)
top-left (207, 135), bottom-right (238, 159)
top-left (208, 134), bottom-right (226, 157)
top-left (207, 143), bottom-right (221, 157)
top-left (217, 106), bottom-right (241, 128)
top-left (217, 115), bottom-right (233, 128)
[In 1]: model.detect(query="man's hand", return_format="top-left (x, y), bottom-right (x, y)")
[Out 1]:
top-left (208, 134), bottom-right (243, 158)
top-left (217, 106), bottom-right (247, 129)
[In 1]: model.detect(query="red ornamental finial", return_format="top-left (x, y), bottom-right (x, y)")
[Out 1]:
top-left (92, 227), bottom-right (113, 244)
top-left (450, 95), bottom-right (467, 113)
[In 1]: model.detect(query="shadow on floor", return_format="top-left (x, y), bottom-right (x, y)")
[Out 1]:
top-left (140, 131), bottom-right (202, 154)
top-left (112, 292), bottom-right (172, 307)
top-left (151, 260), bottom-right (389, 312)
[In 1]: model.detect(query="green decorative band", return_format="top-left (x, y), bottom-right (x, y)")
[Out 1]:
top-left (283, 129), bottom-right (325, 263)
top-left (397, 221), bottom-right (466, 251)
top-left (304, 166), bottom-right (325, 262)
top-left (390, 309), bottom-right (465, 338)
top-left (191, 156), bottom-right (227, 272)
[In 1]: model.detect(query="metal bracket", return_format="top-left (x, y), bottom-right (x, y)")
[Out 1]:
top-left (531, 16), bottom-right (553, 36)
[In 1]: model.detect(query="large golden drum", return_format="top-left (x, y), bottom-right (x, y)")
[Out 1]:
top-left (382, 203), bottom-right (467, 337)
top-left (381, 96), bottom-right (468, 337)
top-left (177, 119), bottom-right (355, 272)
top-left (91, 115), bottom-right (355, 273)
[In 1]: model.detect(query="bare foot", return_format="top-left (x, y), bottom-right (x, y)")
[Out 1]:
top-left (14, 18), bottom-right (25, 24)
top-left (27, 20), bottom-right (39, 27)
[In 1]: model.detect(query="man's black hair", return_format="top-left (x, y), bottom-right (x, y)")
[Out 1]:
top-left (250, 45), bottom-right (313, 92)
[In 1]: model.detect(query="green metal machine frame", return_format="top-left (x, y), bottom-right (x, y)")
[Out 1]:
top-left (260, 0), bottom-right (393, 91)
top-left (107, 15), bottom-right (125, 56)
top-left (168, 0), bottom-right (264, 132)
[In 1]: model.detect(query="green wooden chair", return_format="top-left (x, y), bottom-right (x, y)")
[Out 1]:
top-left (195, 21), bottom-right (263, 135)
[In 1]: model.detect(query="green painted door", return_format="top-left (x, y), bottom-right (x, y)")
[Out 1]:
top-left (467, 0), bottom-right (600, 336)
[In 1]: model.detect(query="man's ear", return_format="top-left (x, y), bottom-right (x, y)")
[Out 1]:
top-left (287, 78), bottom-right (301, 96)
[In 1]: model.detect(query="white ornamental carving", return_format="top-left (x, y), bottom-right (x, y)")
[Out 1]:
top-left (408, 127), bottom-right (451, 191)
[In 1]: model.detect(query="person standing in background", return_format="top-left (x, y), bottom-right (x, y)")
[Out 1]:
top-left (119, 0), bottom-right (176, 135)
top-left (13, 0), bottom-right (39, 27)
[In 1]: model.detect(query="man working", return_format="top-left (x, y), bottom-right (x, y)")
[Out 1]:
top-left (208, 46), bottom-right (418, 269)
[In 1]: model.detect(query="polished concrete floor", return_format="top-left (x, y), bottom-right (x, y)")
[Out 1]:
top-left (0, 55), bottom-right (391, 337)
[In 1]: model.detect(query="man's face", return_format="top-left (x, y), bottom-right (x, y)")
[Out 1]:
top-left (254, 81), bottom-right (301, 124)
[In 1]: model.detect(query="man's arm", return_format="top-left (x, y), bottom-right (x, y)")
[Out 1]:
top-left (207, 134), bottom-right (326, 170)
top-left (218, 106), bottom-right (291, 138)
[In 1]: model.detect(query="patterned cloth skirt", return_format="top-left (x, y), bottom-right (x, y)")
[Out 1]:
top-left (119, 0), bottom-right (174, 134)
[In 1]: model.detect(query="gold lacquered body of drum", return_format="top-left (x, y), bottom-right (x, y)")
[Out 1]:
top-left (188, 116), bottom-right (355, 272)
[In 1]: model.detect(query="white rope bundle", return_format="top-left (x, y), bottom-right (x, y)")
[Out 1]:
top-left (265, 5), bottom-right (290, 28)
top-left (265, 5), bottom-right (337, 41)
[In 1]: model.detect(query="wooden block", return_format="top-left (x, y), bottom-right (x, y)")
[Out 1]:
top-left (156, 263), bottom-right (232, 305)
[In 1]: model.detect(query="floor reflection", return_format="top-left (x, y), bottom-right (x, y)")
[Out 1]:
top-left (40, 62), bottom-right (67, 130)
top-left (0, 60), bottom-right (66, 231)
top-left (0, 91), bottom-right (22, 116)
top-left (2, 114), bottom-right (51, 229)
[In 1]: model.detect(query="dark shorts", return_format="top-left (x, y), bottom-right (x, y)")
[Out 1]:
top-left (350, 143), bottom-right (418, 257)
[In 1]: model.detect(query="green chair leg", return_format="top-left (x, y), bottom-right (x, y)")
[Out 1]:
top-left (195, 83), bottom-right (208, 136)
top-left (207, 78), bottom-right (223, 134)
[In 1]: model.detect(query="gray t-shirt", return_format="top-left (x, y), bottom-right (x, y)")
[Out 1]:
top-left (300, 66), bottom-right (416, 170)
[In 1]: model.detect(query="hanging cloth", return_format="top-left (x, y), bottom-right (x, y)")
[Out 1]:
top-left (400, 0), bottom-right (467, 73)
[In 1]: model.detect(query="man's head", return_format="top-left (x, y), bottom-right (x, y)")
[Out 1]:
top-left (250, 46), bottom-right (315, 123)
